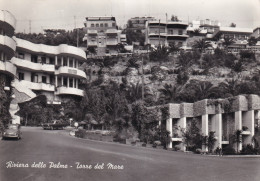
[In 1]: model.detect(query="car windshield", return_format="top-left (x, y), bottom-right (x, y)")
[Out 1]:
top-left (8, 125), bottom-right (18, 129)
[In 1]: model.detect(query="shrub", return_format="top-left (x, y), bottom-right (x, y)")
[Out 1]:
top-left (222, 146), bottom-right (236, 155)
top-left (240, 144), bottom-right (258, 155)
top-left (240, 50), bottom-right (255, 60)
top-left (195, 148), bottom-right (202, 154)
top-left (173, 145), bottom-right (181, 151)
top-left (177, 71), bottom-right (189, 85)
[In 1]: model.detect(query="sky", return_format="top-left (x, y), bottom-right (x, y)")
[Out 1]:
top-left (0, 0), bottom-right (260, 33)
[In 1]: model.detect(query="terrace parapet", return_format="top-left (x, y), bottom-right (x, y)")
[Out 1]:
top-left (169, 104), bottom-right (180, 118)
top-left (180, 103), bottom-right (193, 118)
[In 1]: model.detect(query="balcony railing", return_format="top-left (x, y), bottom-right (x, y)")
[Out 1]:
top-left (56, 87), bottom-right (84, 97)
top-left (87, 41), bottom-right (98, 46)
top-left (0, 61), bottom-right (16, 78)
top-left (56, 66), bottom-right (86, 79)
top-left (106, 40), bottom-right (118, 46)
top-left (0, 10), bottom-right (16, 32)
top-left (19, 80), bottom-right (55, 92)
top-left (0, 35), bottom-right (16, 58)
top-left (11, 58), bottom-right (55, 73)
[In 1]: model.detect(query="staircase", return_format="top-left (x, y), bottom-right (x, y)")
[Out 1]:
top-left (9, 79), bottom-right (36, 124)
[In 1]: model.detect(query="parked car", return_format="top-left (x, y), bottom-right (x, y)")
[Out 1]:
top-left (42, 120), bottom-right (69, 130)
top-left (2, 124), bottom-right (22, 140)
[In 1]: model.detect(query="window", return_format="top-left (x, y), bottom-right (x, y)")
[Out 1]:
top-left (31, 55), bottom-right (38, 63)
top-left (112, 23), bottom-right (116, 27)
top-left (91, 24), bottom-right (94, 27)
top-left (69, 78), bottom-right (73, 87)
top-left (18, 72), bottom-right (24, 80)
top-left (96, 23), bottom-right (99, 27)
top-left (41, 57), bottom-right (46, 64)
top-left (168, 30), bottom-right (173, 35)
top-left (100, 23), bottom-right (103, 27)
top-left (178, 30), bottom-right (183, 35)
top-left (105, 23), bottom-right (108, 27)
top-left (18, 53), bottom-right (25, 59)
top-left (42, 76), bottom-right (47, 83)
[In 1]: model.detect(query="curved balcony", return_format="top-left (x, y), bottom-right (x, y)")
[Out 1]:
top-left (0, 61), bottom-right (16, 78)
top-left (11, 57), bottom-right (55, 73)
top-left (0, 10), bottom-right (16, 36)
top-left (16, 38), bottom-right (86, 61)
top-left (19, 80), bottom-right (55, 92)
top-left (0, 35), bottom-right (16, 59)
top-left (56, 66), bottom-right (86, 79)
top-left (56, 87), bottom-right (84, 97)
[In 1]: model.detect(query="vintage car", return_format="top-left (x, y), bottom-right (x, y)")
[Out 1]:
top-left (2, 124), bottom-right (22, 140)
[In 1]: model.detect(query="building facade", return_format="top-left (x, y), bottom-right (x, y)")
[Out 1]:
top-left (252, 27), bottom-right (260, 39)
top-left (145, 20), bottom-right (189, 47)
top-left (83, 17), bottom-right (125, 56)
top-left (127, 16), bottom-right (156, 32)
top-left (152, 94), bottom-right (260, 152)
top-left (0, 10), bottom-right (87, 124)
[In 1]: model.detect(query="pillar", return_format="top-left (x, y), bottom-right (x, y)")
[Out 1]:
top-left (55, 56), bottom-right (57, 65)
top-left (179, 117), bottom-right (186, 151)
top-left (166, 118), bottom-right (172, 149)
top-left (76, 61), bottom-right (78, 68)
top-left (72, 78), bottom-right (75, 88)
top-left (235, 111), bottom-right (242, 151)
top-left (76, 79), bottom-right (78, 89)
top-left (61, 76), bottom-right (64, 86)
top-left (55, 75), bottom-right (58, 87)
top-left (73, 58), bottom-right (75, 68)
top-left (67, 77), bottom-right (69, 88)
top-left (61, 57), bottom-right (64, 66)
top-left (212, 114), bottom-right (222, 150)
top-left (243, 110), bottom-right (254, 145)
top-left (202, 114), bottom-right (209, 152)
top-left (67, 57), bottom-right (69, 67)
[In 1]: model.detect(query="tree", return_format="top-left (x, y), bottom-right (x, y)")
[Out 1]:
top-left (87, 47), bottom-right (97, 57)
top-left (193, 29), bottom-right (201, 36)
top-left (171, 15), bottom-right (179, 22)
top-left (168, 42), bottom-right (180, 54)
top-left (232, 129), bottom-right (242, 153)
top-left (207, 131), bottom-right (217, 153)
top-left (222, 36), bottom-right (235, 49)
top-left (158, 84), bottom-right (182, 104)
top-left (248, 37), bottom-right (258, 46)
top-left (116, 43), bottom-right (127, 53)
top-left (217, 79), bottom-right (240, 97)
top-left (192, 39), bottom-right (212, 53)
top-left (150, 45), bottom-right (170, 63)
top-left (126, 57), bottom-right (140, 70)
top-left (230, 23), bottom-right (236, 27)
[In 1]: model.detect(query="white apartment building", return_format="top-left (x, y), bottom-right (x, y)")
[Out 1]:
top-left (0, 10), bottom-right (87, 124)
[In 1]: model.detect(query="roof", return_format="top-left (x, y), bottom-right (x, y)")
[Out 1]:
top-left (85, 17), bottom-right (116, 21)
top-left (218, 27), bottom-right (253, 34)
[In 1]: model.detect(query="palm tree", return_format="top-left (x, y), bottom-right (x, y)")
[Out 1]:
top-left (158, 83), bottom-right (182, 104)
top-left (126, 57), bottom-right (140, 70)
top-left (222, 37), bottom-right (235, 50)
top-left (87, 47), bottom-right (97, 57)
top-left (217, 79), bottom-right (240, 98)
top-left (150, 45), bottom-right (170, 63)
top-left (168, 42), bottom-right (180, 54)
top-left (192, 39), bottom-right (212, 53)
top-left (233, 129), bottom-right (242, 153)
top-left (184, 80), bottom-right (218, 102)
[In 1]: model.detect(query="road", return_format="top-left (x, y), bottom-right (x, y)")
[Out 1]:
top-left (0, 127), bottom-right (260, 181)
